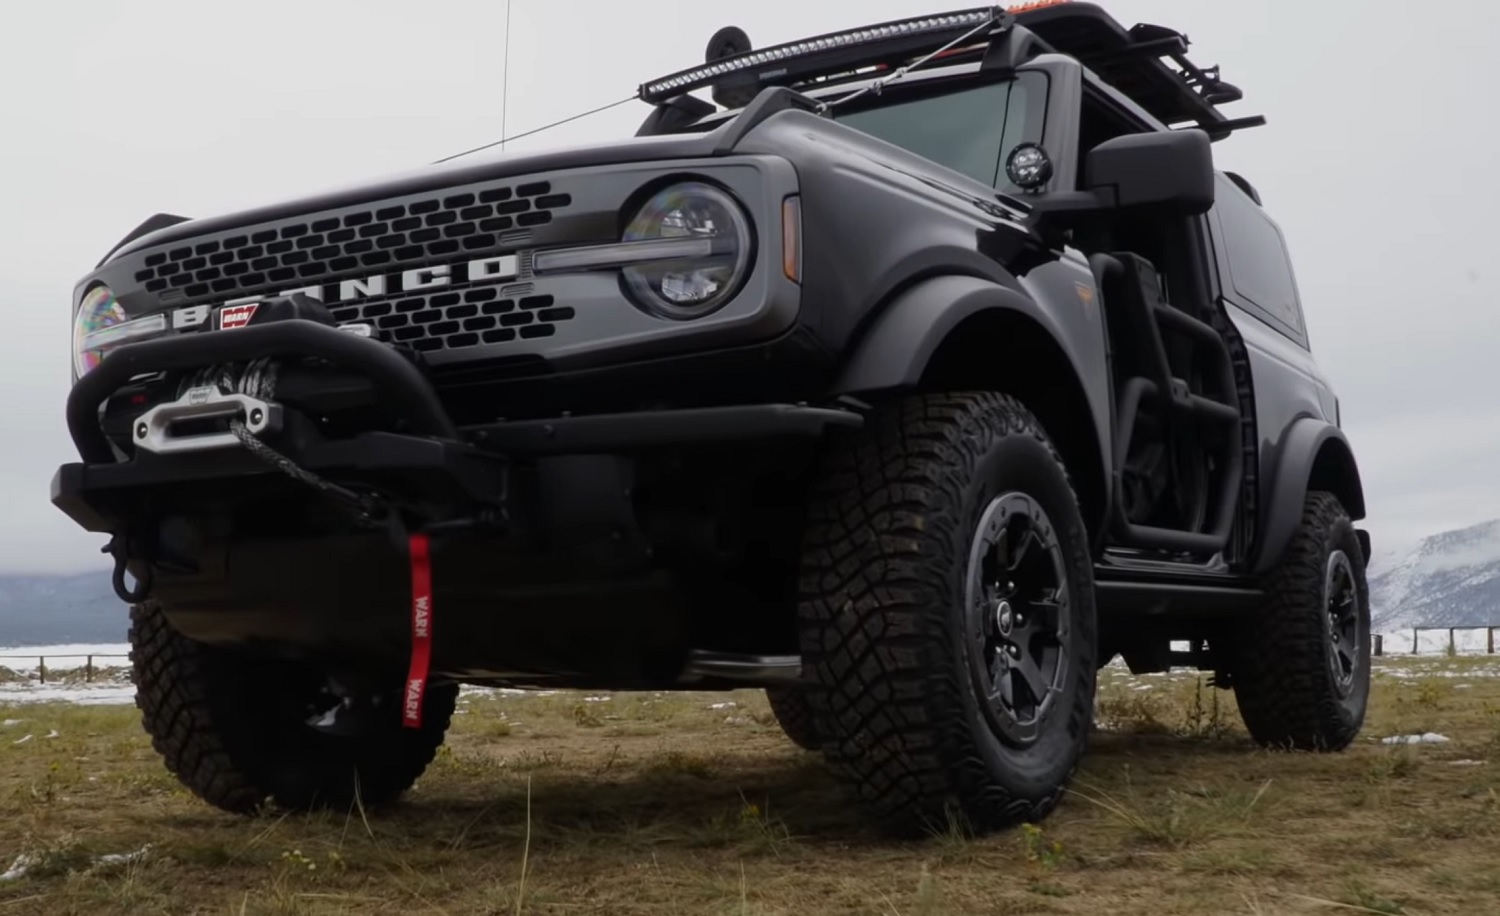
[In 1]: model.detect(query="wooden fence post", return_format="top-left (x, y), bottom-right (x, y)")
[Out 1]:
top-left (86, 656), bottom-right (94, 683)
top-left (1374, 634), bottom-right (1383, 657)
top-left (1413, 629), bottom-right (1419, 654)
top-left (1490, 628), bottom-right (1496, 655)
top-left (38, 657), bottom-right (46, 685)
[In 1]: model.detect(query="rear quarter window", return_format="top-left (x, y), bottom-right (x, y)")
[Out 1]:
top-left (1209, 174), bottom-right (1307, 344)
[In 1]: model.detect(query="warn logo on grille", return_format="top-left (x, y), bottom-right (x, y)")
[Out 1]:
top-left (217, 303), bottom-right (259, 330)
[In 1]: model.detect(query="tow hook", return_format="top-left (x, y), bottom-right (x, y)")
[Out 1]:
top-left (103, 532), bottom-right (154, 604)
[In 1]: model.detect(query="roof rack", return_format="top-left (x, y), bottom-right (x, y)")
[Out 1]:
top-left (1015, 3), bottom-right (1266, 139)
top-left (637, 1), bottom-right (1264, 142)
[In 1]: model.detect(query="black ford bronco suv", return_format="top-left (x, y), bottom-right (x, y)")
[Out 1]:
top-left (52, 1), bottom-right (1371, 835)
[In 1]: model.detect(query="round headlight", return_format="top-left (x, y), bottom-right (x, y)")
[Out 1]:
top-left (620, 182), bottom-right (752, 320)
top-left (73, 285), bottom-right (127, 378)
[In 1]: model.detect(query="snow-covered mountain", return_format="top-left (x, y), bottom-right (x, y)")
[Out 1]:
top-left (1370, 519), bottom-right (1500, 631)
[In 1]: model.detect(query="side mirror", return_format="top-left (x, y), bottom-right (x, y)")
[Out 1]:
top-left (1083, 128), bottom-right (1215, 216)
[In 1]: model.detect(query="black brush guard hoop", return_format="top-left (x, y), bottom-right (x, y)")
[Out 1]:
top-left (67, 318), bottom-right (459, 464)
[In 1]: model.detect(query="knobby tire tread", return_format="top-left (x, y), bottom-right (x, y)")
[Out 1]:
top-left (797, 391), bottom-right (1096, 836)
top-left (1229, 490), bottom-right (1368, 751)
top-left (129, 600), bottom-right (455, 815)
top-left (765, 686), bottom-right (820, 751)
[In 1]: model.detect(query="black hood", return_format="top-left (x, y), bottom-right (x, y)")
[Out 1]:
top-left (101, 121), bottom-right (726, 266)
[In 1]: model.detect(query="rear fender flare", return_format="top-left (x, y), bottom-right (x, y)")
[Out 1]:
top-left (1251, 417), bottom-right (1368, 573)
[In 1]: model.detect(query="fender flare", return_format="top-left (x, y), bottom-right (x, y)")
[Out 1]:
top-left (833, 274), bottom-right (1069, 393)
top-left (830, 274), bottom-right (1112, 538)
top-left (1250, 417), bottom-right (1368, 573)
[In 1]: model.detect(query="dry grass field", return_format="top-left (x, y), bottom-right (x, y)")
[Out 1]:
top-left (1, 654), bottom-right (1498, 915)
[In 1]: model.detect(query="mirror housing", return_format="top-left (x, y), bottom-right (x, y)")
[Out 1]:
top-left (1026, 128), bottom-right (1216, 239)
top-left (1083, 128), bottom-right (1215, 215)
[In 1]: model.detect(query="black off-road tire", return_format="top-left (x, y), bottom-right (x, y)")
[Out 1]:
top-left (129, 599), bottom-right (457, 815)
top-left (797, 391), bottom-right (1099, 836)
top-left (765, 686), bottom-right (820, 751)
top-left (1227, 490), bottom-right (1370, 751)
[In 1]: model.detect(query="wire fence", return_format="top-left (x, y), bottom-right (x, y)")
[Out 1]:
top-left (0, 653), bottom-right (130, 684)
top-left (1373, 627), bottom-right (1499, 657)
top-left (1, 629), bottom-right (1498, 683)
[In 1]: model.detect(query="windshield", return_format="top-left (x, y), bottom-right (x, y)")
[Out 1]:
top-left (829, 76), bottom-right (1035, 191)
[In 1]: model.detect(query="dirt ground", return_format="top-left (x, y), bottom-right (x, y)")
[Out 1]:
top-left (0, 654), bottom-right (1497, 915)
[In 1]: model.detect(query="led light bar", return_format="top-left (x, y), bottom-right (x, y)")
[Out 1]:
top-left (637, 7), bottom-right (1005, 104)
top-left (81, 312), bottom-right (170, 351)
top-left (533, 237), bottom-right (720, 274)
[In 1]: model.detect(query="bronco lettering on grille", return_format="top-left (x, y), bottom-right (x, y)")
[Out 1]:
top-left (169, 254), bottom-right (522, 330)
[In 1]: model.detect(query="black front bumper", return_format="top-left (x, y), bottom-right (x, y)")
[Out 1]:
top-left (53, 314), bottom-right (863, 536)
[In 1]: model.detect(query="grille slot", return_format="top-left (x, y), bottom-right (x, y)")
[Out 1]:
top-left (130, 180), bottom-right (575, 353)
top-left (329, 284), bottom-right (564, 354)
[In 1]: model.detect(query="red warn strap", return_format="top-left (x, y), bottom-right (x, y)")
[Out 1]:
top-left (402, 532), bottom-right (433, 729)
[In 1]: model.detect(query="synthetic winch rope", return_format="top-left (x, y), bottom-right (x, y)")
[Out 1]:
top-left (183, 359), bottom-right (386, 527)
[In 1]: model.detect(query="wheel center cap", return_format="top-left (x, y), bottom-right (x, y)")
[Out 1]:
top-left (996, 600), bottom-right (1014, 636)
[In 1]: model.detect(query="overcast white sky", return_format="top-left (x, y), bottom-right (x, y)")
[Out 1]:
top-left (2, 0), bottom-right (1496, 573)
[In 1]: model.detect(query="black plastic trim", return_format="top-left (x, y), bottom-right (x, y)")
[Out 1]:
top-left (1095, 577), bottom-right (1264, 618)
top-left (711, 87), bottom-right (827, 154)
top-left (470, 403), bottom-right (863, 455)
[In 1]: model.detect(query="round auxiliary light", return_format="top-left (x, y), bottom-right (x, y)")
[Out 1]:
top-left (72, 285), bottom-right (128, 378)
top-left (621, 181), bottom-right (753, 321)
top-left (1005, 142), bottom-right (1054, 193)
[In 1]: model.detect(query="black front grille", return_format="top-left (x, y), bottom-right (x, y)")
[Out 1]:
top-left (325, 282), bottom-right (576, 354)
top-left (132, 180), bottom-right (571, 305)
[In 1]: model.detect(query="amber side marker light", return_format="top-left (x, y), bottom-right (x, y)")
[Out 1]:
top-left (782, 196), bottom-right (802, 283)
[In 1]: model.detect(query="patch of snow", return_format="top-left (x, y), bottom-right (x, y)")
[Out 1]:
top-left (1380, 732), bottom-right (1451, 745)
top-left (0, 683), bottom-right (137, 706)
top-left (708, 701), bottom-right (737, 710)
top-left (1449, 759), bottom-right (1487, 766)
top-left (457, 686), bottom-right (559, 699)
top-left (94, 845), bottom-right (151, 867)
top-left (0, 844), bottom-right (151, 884)
top-left (0, 853), bottom-right (37, 882)
top-left (1374, 665), bottom-right (1500, 680)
